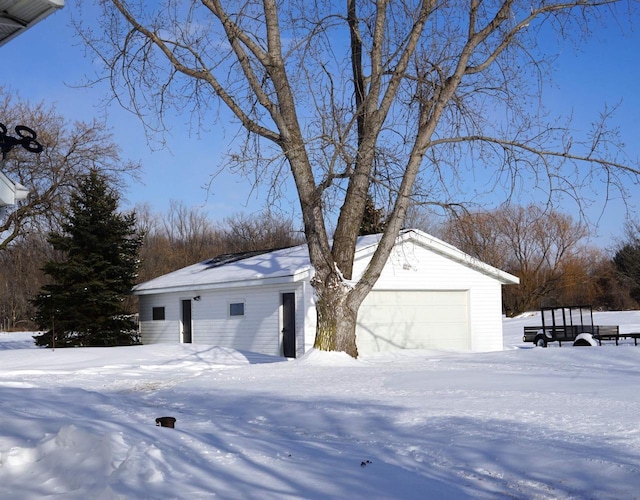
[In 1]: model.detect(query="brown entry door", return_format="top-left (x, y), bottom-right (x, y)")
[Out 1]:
top-left (282, 293), bottom-right (296, 358)
top-left (181, 299), bottom-right (192, 343)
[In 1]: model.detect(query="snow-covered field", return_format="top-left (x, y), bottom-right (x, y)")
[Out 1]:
top-left (2, 311), bottom-right (640, 499)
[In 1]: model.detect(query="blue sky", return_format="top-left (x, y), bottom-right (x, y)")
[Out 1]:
top-left (1, 2), bottom-right (277, 222)
top-left (1, 2), bottom-right (639, 248)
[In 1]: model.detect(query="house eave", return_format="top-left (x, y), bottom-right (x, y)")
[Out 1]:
top-left (132, 269), bottom-right (311, 296)
top-left (0, 0), bottom-right (65, 48)
top-left (133, 229), bottom-right (519, 296)
top-left (0, 170), bottom-right (28, 206)
top-left (399, 229), bottom-right (520, 285)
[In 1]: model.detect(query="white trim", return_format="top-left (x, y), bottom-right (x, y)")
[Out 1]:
top-left (0, 170), bottom-right (28, 207)
top-left (179, 297), bottom-right (193, 343)
top-left (133, 271), bottom-right (311, 295)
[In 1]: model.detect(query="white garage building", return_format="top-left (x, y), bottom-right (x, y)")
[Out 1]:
top-left (132, 229), bottom-right (519, 357)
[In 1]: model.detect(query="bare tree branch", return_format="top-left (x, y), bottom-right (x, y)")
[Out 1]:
top-left (78, 0), bottom-right (639, 356)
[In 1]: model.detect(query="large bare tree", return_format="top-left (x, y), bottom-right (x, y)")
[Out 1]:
top-left (79, 0), bottom-right (639, 357)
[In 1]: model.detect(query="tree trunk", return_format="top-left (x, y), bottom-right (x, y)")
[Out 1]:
top-left (312, 270), bottom-right (359, 358)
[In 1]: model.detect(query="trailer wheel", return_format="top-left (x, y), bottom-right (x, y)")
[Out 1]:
top-left (535, 336), bottom-right (548, 348)
top-left (573, 333), bottom-right (597, 346)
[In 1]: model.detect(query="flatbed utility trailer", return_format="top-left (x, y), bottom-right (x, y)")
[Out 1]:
top-left (522, 305), bottom-right (628, 347)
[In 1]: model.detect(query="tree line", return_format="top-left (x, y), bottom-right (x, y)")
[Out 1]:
top-left (2, 66), bottom-right (640, 338)
top-left (134, 201), bottom-right (304, 284)
top-left (440, 206), bottom-right (640, 315)
top-left (0, 198), bottom-right (304, 332)
top-left (2, 193), bottom-right (640, 333)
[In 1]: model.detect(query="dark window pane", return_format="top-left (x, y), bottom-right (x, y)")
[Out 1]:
top-left (152, 307), bottom-right (165, 321)
top-left (229, 302), bottom-right (244, 316)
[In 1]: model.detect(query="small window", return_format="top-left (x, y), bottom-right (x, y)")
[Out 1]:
top-left (229, 302), bottom-right (245, 317)
top-left (152, 306), bottom-right (165, 321)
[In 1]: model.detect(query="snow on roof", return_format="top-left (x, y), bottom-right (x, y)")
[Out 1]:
top-left (132, 229), bottom-right (518, 295)
top-left (132, 234), bottom-right (382, 295)
top-left (133, 243), bottom-right (311, 294)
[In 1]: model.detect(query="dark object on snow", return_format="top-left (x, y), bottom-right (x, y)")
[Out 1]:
top-left (361, 460), bottom-right (372, 467)
top-left (156, 416), bottom-right (176, 428)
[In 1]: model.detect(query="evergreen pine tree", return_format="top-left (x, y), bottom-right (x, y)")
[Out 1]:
top-left (33, 170), bottom-right (142, 347)
top-left (613, 242), bottom-right (640, 304)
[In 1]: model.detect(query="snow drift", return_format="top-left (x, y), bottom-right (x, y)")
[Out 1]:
top-left (1, 310), bottom-right (640, 498)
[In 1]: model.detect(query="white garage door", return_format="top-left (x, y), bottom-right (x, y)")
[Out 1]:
top-left (356, 290), bottom-right (470, 354)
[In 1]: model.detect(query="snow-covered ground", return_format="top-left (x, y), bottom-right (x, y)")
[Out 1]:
top-left (2, 311), bottom-right (640, 499)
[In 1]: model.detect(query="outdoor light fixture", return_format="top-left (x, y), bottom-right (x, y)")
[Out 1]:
top-left (193, 296), bottom-right (201, 301)
top-left (0, 123), bottom-right (42, 209)
top-left (0, 123), bottom-right (43, 160)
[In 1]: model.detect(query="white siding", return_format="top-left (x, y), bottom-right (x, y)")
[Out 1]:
top-left (138, 294), bottom-right (183, 344)
top-left (351, 240), bottom-right (505, 352)
top-left (137, 232), bottom-right (513, 355)
top-left (139, 284), bottom-right (306, 357)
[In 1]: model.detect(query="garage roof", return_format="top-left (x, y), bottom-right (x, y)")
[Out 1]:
top-left (0, 0), bottom-right (64, 48)
top-left (133, 230), bottom-right (519, 295)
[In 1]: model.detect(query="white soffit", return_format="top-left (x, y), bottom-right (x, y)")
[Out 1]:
top-left (0, 0), bottom-right (64, 48)
top-left (0, 169), bottom-right (26, 206)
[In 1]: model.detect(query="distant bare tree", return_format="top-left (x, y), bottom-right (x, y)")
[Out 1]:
top-left (134, 201), bottom-right (215, 281)
top-left (444, 205), bottom-right (592, 314)
top-left (402, 205), bottom-right (441, 236)
top-left (135, 202), bottom-right (170, 283)
top-left (594, 256), bottom-right (638, 310)
top-left (135, 203), bottom-right (303, 282)
top-left (0, 234), bottom-right (57, 331)
top-left (0, 89), bottom-right (140, 250)
top-left (80, 0), bottom-right (639, 356)
top-left (551, 248), bottom-right (616, 308)
top-left (219, 212), bottom-right (304, 253)
top-left (443, 209), bottom-right (513, 271)
top-left (162, 200), bottom-right (217, 265)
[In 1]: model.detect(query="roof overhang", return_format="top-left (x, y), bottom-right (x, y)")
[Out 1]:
top-left (0, 169), bottom-right (27, 207)
top-left (132, 272), bottom-right (311, 296)
top-left (399, 229), bottom-right (520, 285)
top-left (132, 229), bottom-right (520, 296)
top-left (0, 0), bottom-right (64, 48)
